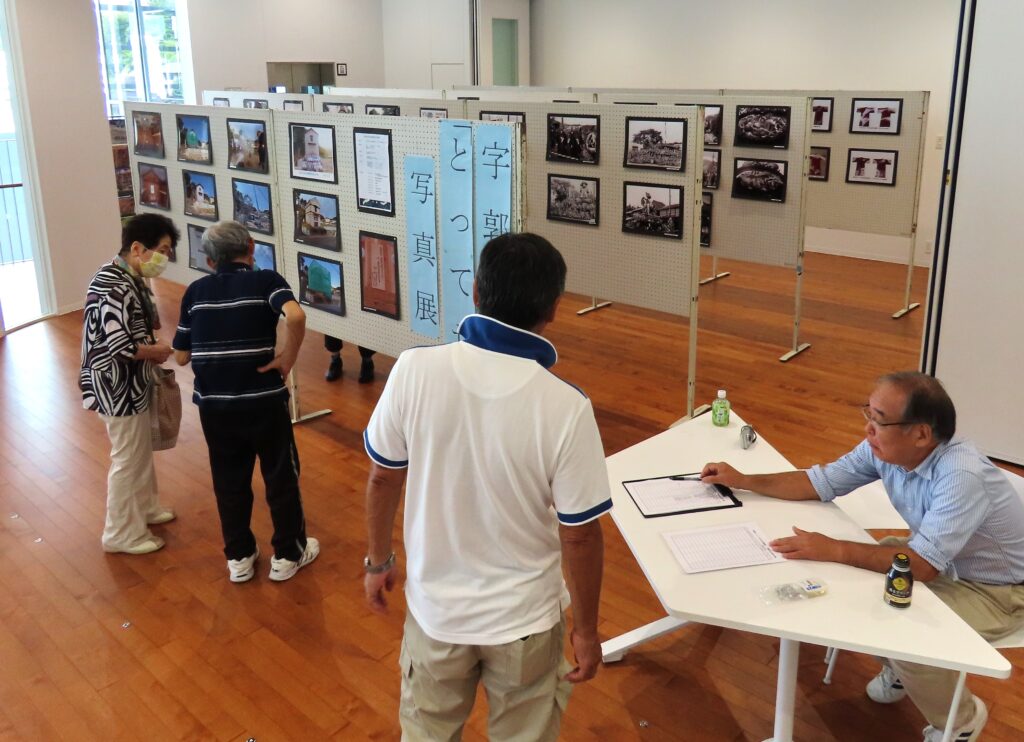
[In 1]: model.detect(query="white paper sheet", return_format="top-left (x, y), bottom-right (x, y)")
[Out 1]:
top-left (624, 477), bottom-right (734, 516)
top-left (662, 522), bottom-right (785, 574)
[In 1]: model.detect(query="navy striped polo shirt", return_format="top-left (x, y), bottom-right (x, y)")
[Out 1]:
top-left (173, 262), bottom-right (296, 410)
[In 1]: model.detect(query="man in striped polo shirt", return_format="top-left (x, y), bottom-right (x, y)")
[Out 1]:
top-left (702, 372), bottom-right (1024, 742)
top-left (173, 220), bottom-right (319, 583)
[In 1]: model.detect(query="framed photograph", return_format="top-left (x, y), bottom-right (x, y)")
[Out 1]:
top-left (289, 123), bottom-right (338, 184)
top-left (622, 182), bottom-right (683, 239)
top-left (811, 97), bottom-right (834, 132)
top-left (623, 117), bottom-right (687, 172)
top-left (359, 231), bottom-right (400, 320)
top-left (212, 97), bottom-right (230, 107)
top-left (702, 149), bottom-right (721, 190)
top-left (336, 63), bottom-right (348, 76)
top-left (109, 117), bottom-right (127, 144)
top-left (734, 106), bottom-right (791, 149)
top-left (231, 178), bottom-right (273, 235)
top-left (293, 189), bottom-right (340, 251)
top-left (700, 193), bottom-right (713, 248)
top-left (366, 104), bottom-right (400, 116)
top-left (323, 102), bottom-right (354, 114)
top-left (243, 98), bottom-right (269, 109)
top-left (175, 114), bottom-right (212, 164)
top-left (297, 252), bottom-right (345, 316)
top-left (850, 98), bottom-right (903, 135)
top-left (137, 163), bottom-right (170, 210)
top-left (481, 110), bottom-right (526, 134)
top-left (187, 223), bottom-right (212, 274)
top-left (112, 143), bottom-right (130, 170)
top-left (681, 103), bottom-right (724, 146)
top-left (547, 114), bottom-right (600, 165)
top-left (253, 241), bottom-right (276, 272)
top-left (547, 174), bottom-right (599, 226)
top-left (131, 111), bottom-right (164, 158)
top-left (227, 118), bottom-right (269, 174)
top-left (420, 107), bottom-right (448, 119)
top-left (353, 127), bottom-right (395, 216)
top-left (846, 148), bottom-right (898, 186)
top-left (182, 170), bottom-right (219, 222)
top-left (809, 146), bottom-right (831, 181)
top-left (283, 99), bottom-right (304, 111)
top-left (732, 158), bottom-right (788, 203)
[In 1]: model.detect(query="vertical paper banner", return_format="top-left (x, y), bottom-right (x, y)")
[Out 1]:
top-left (473, 124), bottom-right (513, 259)
top-left (439, 120), bottom-right (475, 341)
top-left (403, 155), bottom-right (440, 339)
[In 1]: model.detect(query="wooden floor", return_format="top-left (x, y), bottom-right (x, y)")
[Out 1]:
top-left (1, 252), bottom-right (1021, 741)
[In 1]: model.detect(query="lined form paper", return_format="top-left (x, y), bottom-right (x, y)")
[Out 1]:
top-left (623, 477), bottom-right (738, 517)
top-left (663, 522), bottom-right (785, 574)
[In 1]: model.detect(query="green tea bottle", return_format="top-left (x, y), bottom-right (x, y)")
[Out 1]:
top-left (712, 389), bottom-right (730, 427)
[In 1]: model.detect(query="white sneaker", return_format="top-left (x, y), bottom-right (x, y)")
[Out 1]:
top-left (147, 507), bottom-right (176, 525)
top-left (103, 536), bottom-right (165, 555)
top-left (923, 696), bottom-right (988, 742)
top-left (269, 537), bottom-right (320, 582)
top-left (867, 664), bottom-right (907, 703)
top-left (228, 545), bottom-right (260, 583)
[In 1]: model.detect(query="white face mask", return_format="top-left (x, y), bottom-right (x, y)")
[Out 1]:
top-left (139, 250), bottom-right (169, 278)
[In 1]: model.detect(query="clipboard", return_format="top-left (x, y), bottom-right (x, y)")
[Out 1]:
top-left (622, 473), bottom-right (740, 518)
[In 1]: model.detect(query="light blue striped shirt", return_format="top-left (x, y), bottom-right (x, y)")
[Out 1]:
top-left (807, 438), bottom-right (1024, 584)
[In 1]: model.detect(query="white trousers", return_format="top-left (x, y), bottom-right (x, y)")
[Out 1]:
top-left (100, 408), bottom-right (161, 550)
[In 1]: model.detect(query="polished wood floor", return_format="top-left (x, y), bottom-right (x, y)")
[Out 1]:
top-left (1, 253), bottom-right (1021, 741)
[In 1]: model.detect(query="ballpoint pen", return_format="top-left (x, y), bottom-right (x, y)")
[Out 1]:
top-left (668, 474), bottom-right (703, 481)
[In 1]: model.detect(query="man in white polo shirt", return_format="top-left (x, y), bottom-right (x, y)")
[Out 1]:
top-left (363, 232), bottom-right (611, 741)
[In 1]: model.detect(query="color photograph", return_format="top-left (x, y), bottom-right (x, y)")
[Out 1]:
top-left (176, 114), bottom-right (212, 164)
top-left (359, 231), bottom-right (400, 320)
top-left (253, 241), bottom-right (276, 272)
top-left (187, 223), bottom-right (212, 274)
top-left (846, 148), bottom-right (898, 186)
top-left (734, 106), bottom-right (791, 149)
top-left (297, 253), bottom-right (345, 316)
top-left (622, 182), bottom-right (683, 238)
top-left (703, 149), bottom-right (721, 189)
top-left (290, 124), bottom-right (337, 183)
top-left (293, 189), bottom-right (340, 251)
top-left (132, 111), bottom-right (164, 158)
top-left (232, 178), bottom-right (273, 235)
top-left (243, 98), bottom-right (269, 109)
top-left (811, 97), bottom-right (834, 132)
top-left (547, 174), bottom-right (599, 226)
top-left (137, 163), bottom-right (170, 210)
top-left (624, 117), bottom-right (687, 171)
top-left (182, 170), bottom-right (218, 221)
top-left (212, 97), bottom-right (230, 107)
top-left (850, 98), bottom-right (903, 135)
top-left (809, 146), bottom-right (831, 181)
top-left (732, 159), bottom-right (788, 202)
top-left (227, 119), bottom-right (268, 173)
top-left (547, 114), bottom-right (600, 164)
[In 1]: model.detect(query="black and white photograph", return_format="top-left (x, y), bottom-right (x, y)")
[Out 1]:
top-left (419, 108), bottom-right (448, 119)
top-left (297, 252), bottom-right (345, 316)
top-left (683, 103), bottom-right (723, 146)
top-left (212, 97), bottom-right (230, 107)
top-left (283, 100), bottom-right (304, 111)
top-left (243, 98), bottom-right (269, 109)
top-left (176, 114), bottom-right (212, 164)
top-left (734, 106), bottom-right (791, 149)
top-left (293, 189), bottom-right (340, 251)
top-left (850, 98), bottom-right (903, 135)
top-left (227, 119), bottom-right (268, 173)
top-left (703, 149), bottom-right (721, 189)
top-left (187, 223), bottom-right (212, 274)
top-left (353, 127), bottom-right (395, 216)
top-left (700, 193), bottom-right (713, 247)
top-left (547, 114), bottom-right (600, 165)
top-left (253, 241), bottom-right (276, 272)
top-left (811, 97), bottom-right (834, 132)
top-left (481, 111), bottom-right (526, 135)
top-left (624, 117), bottom-right (687, 171)
top-left (132, 110), bottom-right (164, 158)
top-left (732, 159), bottom-right (788, 202)
top-left (809, 146), bottom-right (831, 181)
top-left (323, 102), bottom-right (354, 113)
top-left (232, 178), bottom-right (273, 235)
top-left (547, 174), bottom-right (599, 226)
top-left (290, 123), bottom-right (338, 184)
top-left (366, 104), bottom-right (400, 116)
top-left (622, 182), bottom-right (683, 239)
top-left (846, 148), bottom-right (898, 186)
top-left (182, 170), bottom-right (218, 221)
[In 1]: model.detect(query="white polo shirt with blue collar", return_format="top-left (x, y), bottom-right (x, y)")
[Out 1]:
top-left (364, 314), bottom-right (613, 645)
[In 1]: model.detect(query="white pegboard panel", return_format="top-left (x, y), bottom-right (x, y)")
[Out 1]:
top-left (465, 100), bottom-right (702, 317)
top-left (272, 110), bottom-right (521, 359)
top-left (201, 90), bottom-right (314, 112)
top-left (323, 86), bottom-right (445, 100)
top-left (314, 94), bottom-right (465, 120)
top-left (124, 102), bottom-right (281, 288)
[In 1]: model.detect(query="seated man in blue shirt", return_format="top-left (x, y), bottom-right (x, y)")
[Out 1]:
top-left (173, 221), bottom-right (319, 583)
top-left (702, 372), bottom-right (1024, 742)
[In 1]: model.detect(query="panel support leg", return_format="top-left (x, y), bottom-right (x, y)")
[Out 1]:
top-left (699, 255), bottom-right (731, 285)
top-left (779, 258), bottom-right (811, 362)
top-left (576, 296), bottom-right (612, 316)
top-left (288, 369), bottom-right (331, 425)
top-left (601, 616), bottom-right (690, 663)
top-left (892, 237), bottom-right (921, 319)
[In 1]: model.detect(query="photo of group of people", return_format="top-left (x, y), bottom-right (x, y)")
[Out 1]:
top-left (547, 175), bottom-right (599, 226)
top-left (547, 115), bottom-right (600, 164)
top-left (622, 183), bottom-right (683, 239)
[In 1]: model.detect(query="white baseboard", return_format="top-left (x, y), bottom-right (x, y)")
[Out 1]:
top-left (805, 227), bottom-right (932, 267)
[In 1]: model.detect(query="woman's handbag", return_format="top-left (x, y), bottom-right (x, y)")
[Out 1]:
top-left (150, 366), bottom-right (182, 451)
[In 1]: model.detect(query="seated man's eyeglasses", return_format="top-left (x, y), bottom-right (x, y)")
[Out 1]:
top-left (860, 404), bottom-right (915, 428)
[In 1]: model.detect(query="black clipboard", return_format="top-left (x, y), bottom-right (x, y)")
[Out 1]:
top-left (622, 474), bottom-right (740, 518)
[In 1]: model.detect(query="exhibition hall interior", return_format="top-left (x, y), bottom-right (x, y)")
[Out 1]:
top-left (0, 0), bottom-right (1022, 740)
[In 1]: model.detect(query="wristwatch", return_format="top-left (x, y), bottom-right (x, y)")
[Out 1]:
top-left (364, 551), bottom-right (396, 574)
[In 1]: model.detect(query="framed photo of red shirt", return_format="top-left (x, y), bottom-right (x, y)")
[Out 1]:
top-left (359, 230), bottom-right (400, 319)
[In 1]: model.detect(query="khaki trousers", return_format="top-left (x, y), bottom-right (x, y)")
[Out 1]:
top-left (399, 612), bottom-right (572, 742)
top-left (879, 536), bottom-right (1024, 729)
top-left (100, 408), bottom-right (162, 550)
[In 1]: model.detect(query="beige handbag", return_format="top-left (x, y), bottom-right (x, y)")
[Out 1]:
top-left (150, 366), bottom-right (182, 451)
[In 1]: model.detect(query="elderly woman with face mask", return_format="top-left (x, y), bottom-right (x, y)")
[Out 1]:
top-left (80, 213), bottom-right (179, 554)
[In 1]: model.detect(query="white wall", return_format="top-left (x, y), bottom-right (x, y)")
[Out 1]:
top-left (478, 0), bottom-right (530, 86)
top-left (530, 0), bottom-right (961, 267)
top-left (7, 0), bottom-right (120, 314)
top-left (382, 0), bottom-right (471, 88)
top-left (187, 0), bottom-right (386, 95)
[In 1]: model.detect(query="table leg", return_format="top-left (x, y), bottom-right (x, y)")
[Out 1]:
top-left (601, 616), bottom-right (689, 663)
top-left (940, 672), bottom-right (967, 742)
top-left (762, 638), bottom-right (800, 742)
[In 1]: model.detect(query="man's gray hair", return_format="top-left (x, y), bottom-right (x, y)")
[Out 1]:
top-left (201, 220), bottom-right (251, 266)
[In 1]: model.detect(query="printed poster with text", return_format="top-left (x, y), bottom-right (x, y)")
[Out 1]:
top-left (439, 120), bottom-right (474, 341)
top-left (403, 155), bottom-right (440, 339)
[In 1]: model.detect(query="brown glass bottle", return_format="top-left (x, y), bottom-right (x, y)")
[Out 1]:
top-left (884, 552), bottom-right (913, 608)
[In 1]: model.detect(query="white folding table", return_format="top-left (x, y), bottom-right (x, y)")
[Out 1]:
top-left (601, 411), bottom-right (1010, 742)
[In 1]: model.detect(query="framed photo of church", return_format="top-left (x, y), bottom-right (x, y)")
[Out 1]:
top-left (849, 98), bottom-right (903, 135)
top-left (359, 230), bottom-right (400, 320)
top-left (137, 163), bottom-right (170, 210)
top-left (293, 189), bottom-right (340, 251)
top-left (353, 127), bottom-right (395, 216)
top-left (846, 148), bottom-right (898, 186)
top-left (811, 97), bottom-right (834, 132)
top-left (289, 123), bottom-right (337, 184)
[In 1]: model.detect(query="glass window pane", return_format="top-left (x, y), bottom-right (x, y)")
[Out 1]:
top-left (96, 1), bottom-right (145, 113)
top-left (139, 0), bottom-right (184, 103)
